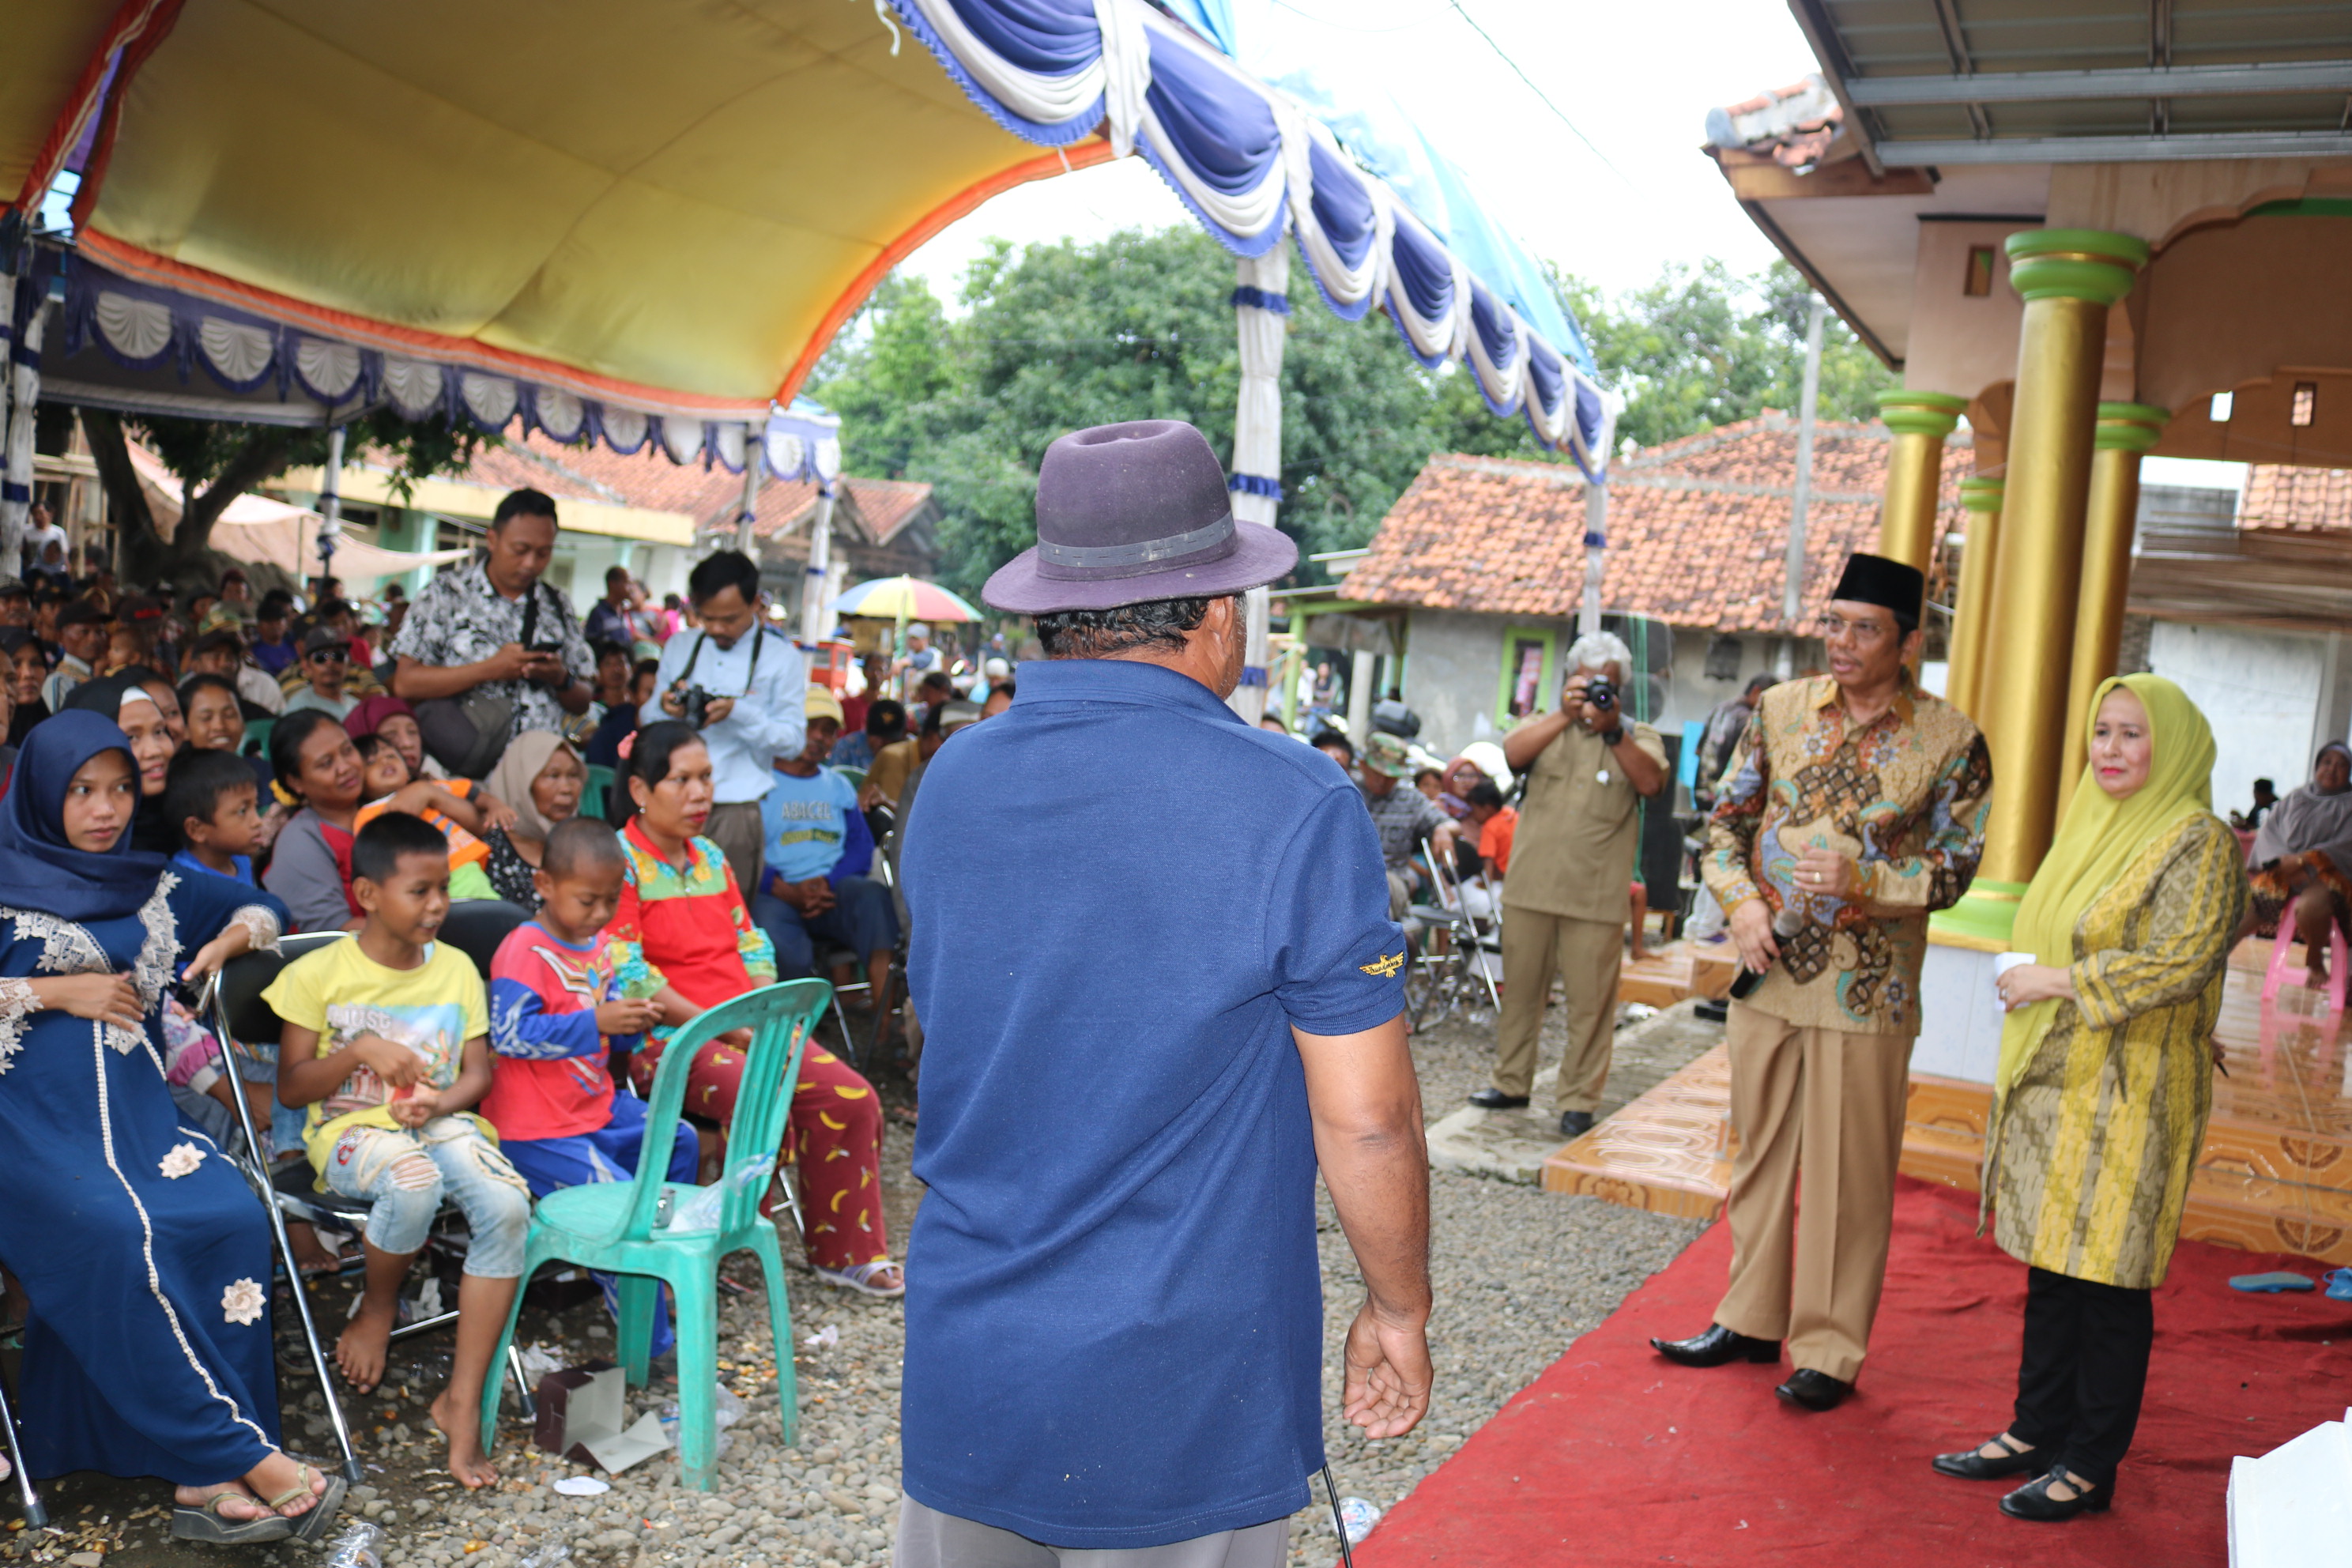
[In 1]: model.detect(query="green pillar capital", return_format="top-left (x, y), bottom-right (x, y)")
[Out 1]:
top-left (2092, 401), bottom-right (2169, 452)
top-left (2004, 228), bottom-right (2150, 307)
top-left (1876, 389), bottom-right (1969, 439)
top-left (1958, 475), bottom-right (2005, 513)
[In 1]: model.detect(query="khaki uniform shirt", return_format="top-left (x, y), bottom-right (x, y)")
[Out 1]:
top-left (1702, 675), bottom-right (1992, 1037)
top-left (1502, 718), bottom-right (1668, 924)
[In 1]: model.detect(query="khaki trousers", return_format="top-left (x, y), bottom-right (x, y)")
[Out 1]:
top-left (703, 801), bottom-right (767, 903)
top-left (1491, 909), bottom-right (1620, 1111)
top-left (1713, 1002), bottom-right (1913, 1385)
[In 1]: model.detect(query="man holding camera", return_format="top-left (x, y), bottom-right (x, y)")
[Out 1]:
top-left (652, 548), bottom-right (806, 896)
top-left (1471, 631), bottom-right (1667, 1139)
top-left (390, 488), bottom-right (594, 761)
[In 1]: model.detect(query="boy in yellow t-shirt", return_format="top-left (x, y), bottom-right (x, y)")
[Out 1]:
top-left (270, 812), bottom-right (528, 1490)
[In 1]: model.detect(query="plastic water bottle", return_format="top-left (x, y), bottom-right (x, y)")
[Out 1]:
top-left (323, 1522), bottom-right (389, 1568)
top-left (1338, 1497), bottom-right (1380, 1544)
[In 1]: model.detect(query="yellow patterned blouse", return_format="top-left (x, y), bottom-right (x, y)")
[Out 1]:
top-left (1985, 812), bottom-right (2248, 1289)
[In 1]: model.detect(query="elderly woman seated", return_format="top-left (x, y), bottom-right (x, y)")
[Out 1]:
top-left (2247, 741), bottom-right (2352, 986)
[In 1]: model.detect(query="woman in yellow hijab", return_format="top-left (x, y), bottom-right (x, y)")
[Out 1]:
top-left (1930, 674), bottom-right (2246, 1522)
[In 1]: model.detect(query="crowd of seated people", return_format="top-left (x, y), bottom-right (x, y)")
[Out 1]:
top-left (0, 525), bottom-right (933, 1540)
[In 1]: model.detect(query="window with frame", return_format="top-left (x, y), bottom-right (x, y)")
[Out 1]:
top-left (1496, 626), bottom-right (1557, 724)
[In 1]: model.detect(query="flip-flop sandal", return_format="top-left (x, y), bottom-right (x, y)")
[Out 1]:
top-left (265, 1464), bottom-right (349, 1545)
top-left (2230, 1271), bottom-right (2316, 1293)
top-left (2325, 1268), bottom-right (2352, 1302)
top-left (172, 1490), bottom-right (295, 1544)
top-left (813, 1261), bottom-right (906, 1298)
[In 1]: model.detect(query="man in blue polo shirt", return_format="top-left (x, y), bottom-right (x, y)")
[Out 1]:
top-left (899, 420), bottom-right (1433, 1565)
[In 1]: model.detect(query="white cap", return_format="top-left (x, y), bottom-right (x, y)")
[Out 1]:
top-left (984, 657), bottom-right (1011, 677)
top-left (906, 622), bottom-right (931, 640)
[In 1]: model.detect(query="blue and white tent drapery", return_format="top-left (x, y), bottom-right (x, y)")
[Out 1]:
top-left (51, 253), bottom-right (846, 490)
top-left (891, 0), bottom-right (1615, 478)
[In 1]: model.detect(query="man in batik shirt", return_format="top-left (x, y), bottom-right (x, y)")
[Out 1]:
top-left (1653, 552), bottom-right (1992, 1412)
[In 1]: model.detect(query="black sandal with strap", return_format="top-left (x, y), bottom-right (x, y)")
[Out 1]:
top-left (1932, 1431), bottom-right (2041, 1480)
top-left (2000, 1464), bottom-right (2113, 1521)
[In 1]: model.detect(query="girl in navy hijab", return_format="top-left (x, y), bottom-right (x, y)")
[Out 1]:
top-left (0, 711), bottom-right (337, 1544)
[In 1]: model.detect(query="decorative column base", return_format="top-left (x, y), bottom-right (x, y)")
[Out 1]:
top-left (1934, 879), bottom-right (2030, 947)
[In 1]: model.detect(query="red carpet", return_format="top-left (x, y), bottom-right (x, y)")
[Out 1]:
top-left (1358, 1179), bottom-right (2352, 1567)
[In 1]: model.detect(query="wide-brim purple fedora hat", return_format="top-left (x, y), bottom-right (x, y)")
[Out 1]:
top-left (982, 420), bottom-right (1297, 615)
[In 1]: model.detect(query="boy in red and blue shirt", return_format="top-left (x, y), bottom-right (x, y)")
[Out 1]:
top-left (484, 820), bottom-right (697, 1346)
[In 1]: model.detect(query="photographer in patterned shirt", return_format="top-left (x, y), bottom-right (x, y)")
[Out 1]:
top-left (390, 488), bottom-right (594, 773)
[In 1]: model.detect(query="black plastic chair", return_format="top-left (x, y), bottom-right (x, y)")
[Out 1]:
top-left (436, 900), bottom-right (530, 980)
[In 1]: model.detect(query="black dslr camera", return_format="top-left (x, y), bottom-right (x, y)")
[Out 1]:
top-left (1582, 676), bottom-right (1617, 712)
top-left (680, 684), bottom-right (716, 729)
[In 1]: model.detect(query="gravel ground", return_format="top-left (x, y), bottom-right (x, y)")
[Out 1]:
top-left (3, 997), bottom-right (1710, 1568)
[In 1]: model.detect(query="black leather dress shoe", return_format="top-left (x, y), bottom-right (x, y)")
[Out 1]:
top-left (1775, 1369), bottom-right (1853, 1411)
top-left (1649, 1324), bottom-right (1781, 1367)
top-left (1467, 1087), bottom-right (1530, 1110)
top-left (1559, 1109), bottom-right (1594, 1138)
top-left (1932, 1434), bottom-right (2043, 1480)
top-left (1998, 1466), bottom-right (2111, 1521)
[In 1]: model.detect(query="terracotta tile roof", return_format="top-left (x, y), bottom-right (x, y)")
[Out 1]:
top-left (358, 431), bottom-right (937, 547)
top-left (1344, 413), bottom-right (1970, 635)
top-left (1706, 75), bottom-right (1844, 168)
top-left (2237, 464), bottom-right (2352, 532)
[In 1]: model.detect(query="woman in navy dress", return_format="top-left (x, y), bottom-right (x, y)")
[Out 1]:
top-left (0, 709), bottom-right (339, 1544)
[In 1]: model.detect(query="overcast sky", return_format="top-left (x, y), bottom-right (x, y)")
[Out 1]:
top-left (894, 0), bottom-right (2249, 490)
top-left (899, 0), bottom-right (1811, 306)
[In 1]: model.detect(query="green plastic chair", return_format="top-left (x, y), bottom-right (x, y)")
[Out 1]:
top-left (833, 764), bottom-right (866, 791)
top-left (243, 717), bottom-right (274, 759)
top-left (582, 763), bottom-right (616, 822)
top-left (477, 977), bottom-right (832, 1489)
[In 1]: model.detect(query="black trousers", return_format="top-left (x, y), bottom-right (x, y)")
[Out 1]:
top-left (2009, 1265), bottom-right (2155, 1487)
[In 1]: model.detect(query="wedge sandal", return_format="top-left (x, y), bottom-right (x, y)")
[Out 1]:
top-left (171, 1489), bottom-right (294, 1545)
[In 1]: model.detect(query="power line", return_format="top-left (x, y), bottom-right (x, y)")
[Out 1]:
top-left (1445, 1), bottom-right (1630, 186)
top-left (1269, 0), bottom-right (1454, 35)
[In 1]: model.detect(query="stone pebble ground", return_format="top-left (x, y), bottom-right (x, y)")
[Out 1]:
top-left (1, 997), bottom-right (1714, 1568)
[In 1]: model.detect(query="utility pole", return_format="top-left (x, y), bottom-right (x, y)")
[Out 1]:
top-left (1778, 296), bottom-right (1826, 677)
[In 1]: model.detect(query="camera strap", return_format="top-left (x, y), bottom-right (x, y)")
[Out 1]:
top-left (485, 569), bottom-right (541, 650)
top-left (677, 626), bottom-right (765, 696)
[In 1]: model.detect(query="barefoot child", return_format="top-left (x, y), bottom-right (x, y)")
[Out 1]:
top-left (484, 818), bottom-right (691, 1347)
top-left (270, 812), bottom-right (530, 1487)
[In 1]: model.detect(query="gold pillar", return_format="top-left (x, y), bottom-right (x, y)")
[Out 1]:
top-left (1873, 390), bottom-right (1969, 573)
top-left (1941, 230), bottom-right (2148, 946)
top-left (1946, 475), bottom-right (2004, 724)
top-left (2055, 403), bottom-right (2169, 815)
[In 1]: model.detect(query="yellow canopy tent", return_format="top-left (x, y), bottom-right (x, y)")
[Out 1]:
top-left (2, 0), bottom-right (1107, 415)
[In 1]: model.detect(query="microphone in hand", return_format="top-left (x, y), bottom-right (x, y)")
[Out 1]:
top-left (1728, 904), bottom-right (1806, 1001)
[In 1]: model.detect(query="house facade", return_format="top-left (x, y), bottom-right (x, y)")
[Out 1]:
top-left (1340, 414), bottom-right (1970, 765)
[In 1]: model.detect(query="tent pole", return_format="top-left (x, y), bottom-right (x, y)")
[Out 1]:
top-left (1227, 250), bottom-right (1287, 725)
top-left (800, 486), bottom-right (835, 645)
top-left (734, 429), bottom-right (763, 555)
top-left (314, 424), bottom-right (345, 601)
top-left (0, 268), bottom-right (45, 576)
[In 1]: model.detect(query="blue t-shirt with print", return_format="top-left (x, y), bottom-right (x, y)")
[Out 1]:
top-left (758, 764), bottom-right (859, 885)
top-left (899, 659), bottom-right (1405, 1549)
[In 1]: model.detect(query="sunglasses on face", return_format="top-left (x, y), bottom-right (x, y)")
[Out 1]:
top-left (308, 649), bottom-right (346, 665)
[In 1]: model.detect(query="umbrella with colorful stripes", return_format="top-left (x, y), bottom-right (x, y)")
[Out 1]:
top-left (829, 575), bottom-right (982, 624)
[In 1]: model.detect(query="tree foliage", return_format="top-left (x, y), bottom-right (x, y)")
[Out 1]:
top-left (1570, 258), bottom-right (1894, 450)
top-left (81, 406), bottom-right (484, 590)
top-left (812, 233), bottom-right (1894, 593)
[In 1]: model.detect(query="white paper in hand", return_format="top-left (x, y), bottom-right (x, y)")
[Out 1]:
top-left (1993, 952), bottom-right (2034, 1010)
